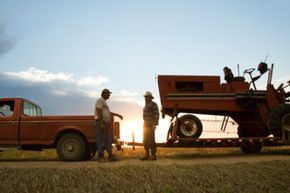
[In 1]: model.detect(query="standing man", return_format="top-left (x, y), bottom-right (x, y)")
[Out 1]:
top-left (141, 91), bottom-right (159, 161)
top-left (95, 88), bottom-right (123, 162)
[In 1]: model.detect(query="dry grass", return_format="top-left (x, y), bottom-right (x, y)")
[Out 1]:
top-left (0, 146), bottom-right (290, 193)
top-left (0, 145), bottom-right (289, 161)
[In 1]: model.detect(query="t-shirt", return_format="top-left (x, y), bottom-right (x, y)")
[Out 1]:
top-left (94, 97), bottom-right (111, 123)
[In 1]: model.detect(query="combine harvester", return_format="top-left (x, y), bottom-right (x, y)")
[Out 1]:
top-left (131, 62), bottom-right (290, 153)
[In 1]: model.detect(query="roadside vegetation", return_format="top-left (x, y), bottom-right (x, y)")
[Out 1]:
top-left (0, 146), bottom-right (289, 193)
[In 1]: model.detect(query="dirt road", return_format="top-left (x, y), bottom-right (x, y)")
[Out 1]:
top-left (0, 151), bottom-right (289, 168)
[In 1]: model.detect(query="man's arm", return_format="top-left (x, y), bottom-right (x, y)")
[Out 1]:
top-left (111, 112), bottom-right (123, 120)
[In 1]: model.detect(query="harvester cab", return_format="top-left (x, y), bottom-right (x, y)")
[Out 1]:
top-left (224, 62), bottom-right (270, 90)
top-left (242, 62), bottom-right (270, 90)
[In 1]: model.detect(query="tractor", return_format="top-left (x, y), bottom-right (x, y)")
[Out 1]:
top-left (158, 62), bottom-right (290, 152)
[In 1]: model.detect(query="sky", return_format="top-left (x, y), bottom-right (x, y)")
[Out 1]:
top-left (1, 0), bottom-right (290, 142)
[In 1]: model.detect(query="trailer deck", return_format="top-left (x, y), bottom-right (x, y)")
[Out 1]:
top-left (125, 137), bottom-right (289, 148)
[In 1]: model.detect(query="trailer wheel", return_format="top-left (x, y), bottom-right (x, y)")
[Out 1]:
top-left (240, 144), bottom-right (262, 154)
top-left (56, 133), bottom-right (87, 161)
top-left (268, 104), bottom-right (290, 138)
top-left (177, 114), bottom-right (202, 138)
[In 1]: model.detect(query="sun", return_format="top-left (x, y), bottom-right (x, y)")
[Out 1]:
top-left (120, 118), bottom-right (144, 142)
top-left (119, 117), bottom-right (172, 143)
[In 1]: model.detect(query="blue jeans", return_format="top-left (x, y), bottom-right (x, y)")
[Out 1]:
top-left (143, 121), bottom-right (156, 155)
top-left (96, 121), bottom-right (113, 158)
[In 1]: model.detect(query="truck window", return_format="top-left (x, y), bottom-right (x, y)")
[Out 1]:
top-left (23, 101), bottom-right (42, 116)
top-left (176, 81), bottom-right (203, 92)
top-left (0, 101), bottom-right (15, 117)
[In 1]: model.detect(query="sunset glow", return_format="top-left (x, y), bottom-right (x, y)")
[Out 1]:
top-left (119, 115), bottom-right (238, 143)
top-left (120, 118), bottom-right (143, 142)
top-left (120, 117), bottom-right (172, 143)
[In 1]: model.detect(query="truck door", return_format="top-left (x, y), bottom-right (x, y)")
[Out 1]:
top-left (19, 100), bottom-right (43, 144)
top-left (0, 100), bottom-right (19, 145)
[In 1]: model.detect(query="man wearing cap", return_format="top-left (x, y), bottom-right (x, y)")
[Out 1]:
top-left (141, 91), bottom-right (159, 160)
top-left (95, 88), bottom-right (123, 162)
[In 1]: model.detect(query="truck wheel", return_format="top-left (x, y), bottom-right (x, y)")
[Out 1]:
top-left (268, 104), bottom-right (290, 138)
top-left (56, 133), bottom-right (87, 161)
top-left (240, 144), bottom-right (262, 154)
top-left (177, 114), bottom-right (202, 138)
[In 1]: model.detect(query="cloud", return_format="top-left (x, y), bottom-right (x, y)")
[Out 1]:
top-left (2, 67), bottom-right (141, 100)
top-left (113, 90), bottom-right (141, 103)
top-left (4, 67), bottom-right (73, 82)
top-left (76, 76), bottom-right (109, 87)
top-left (0, 24), bottom-right (15, 57)
top-left (0, 67), bottom-right (142, 118)
top-left (0, 40), bottom-right (13, 56)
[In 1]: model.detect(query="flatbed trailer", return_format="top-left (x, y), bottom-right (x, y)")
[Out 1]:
top-left (123, 122), bottom-right (290, 153)
top-left (126, 137), bottom-right (288, 148)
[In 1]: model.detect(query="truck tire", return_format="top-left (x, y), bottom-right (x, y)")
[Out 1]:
top-left (268, 104), bottom-right (290, 138)
top-left (177, 114), bottom-right (202, 138)
top-left (56, 133), bottom-right (87, 161)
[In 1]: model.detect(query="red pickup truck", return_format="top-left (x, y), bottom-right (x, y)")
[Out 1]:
top-left (0, 98), bottom-right (120, 161)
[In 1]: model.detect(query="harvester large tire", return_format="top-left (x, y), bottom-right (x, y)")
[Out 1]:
top-left (238, 125), bottom-right (262, 154)
top-left (238, 125), bottom-right (264, 138)
top-left (238, 125), bottom-right (249, 138)
top-left (177, 114), bottom-right (202, 138)
top-left (268, 104), bottom-right (290, 138)
top-left (240, 144), bottom-right (262, 154)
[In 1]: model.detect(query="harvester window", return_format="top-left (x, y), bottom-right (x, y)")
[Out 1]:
top-left (176, 81), bottom-right (203, 92)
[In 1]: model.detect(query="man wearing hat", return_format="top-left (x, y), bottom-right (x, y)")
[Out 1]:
top-left (141, 91), bottom-right (159, 160)
top-left (95, 88), bottom-right (123, 161)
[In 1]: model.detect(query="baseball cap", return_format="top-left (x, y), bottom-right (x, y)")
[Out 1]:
top-left (102, 88), bottom-right (112, 95)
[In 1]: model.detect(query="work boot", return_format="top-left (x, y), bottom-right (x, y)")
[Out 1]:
top-left (97, 156), bottom-right (106, 162)
top-left (140, 151), bottom-right (150, 161)
top-left (108, 155), bottom-right (119, 162)
top-left (149, 154), bottom-right (157, 161)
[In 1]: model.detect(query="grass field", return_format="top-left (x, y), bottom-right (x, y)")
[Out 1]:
top-left (1, 146), bottom-right (289, 161)
top-left (0, 146), bottom-right (290, 193)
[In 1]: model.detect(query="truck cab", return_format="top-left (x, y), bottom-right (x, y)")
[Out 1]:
top-left (0, 98), bottom-right (43, 145)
